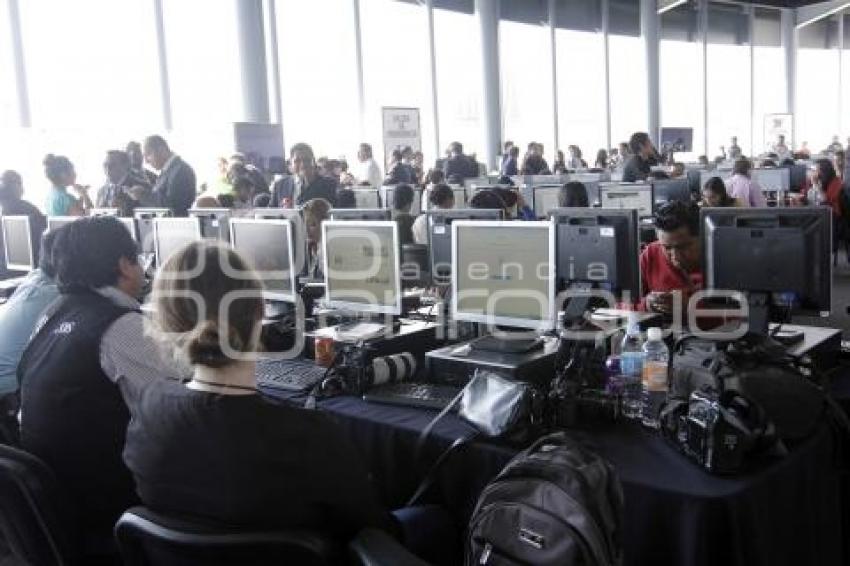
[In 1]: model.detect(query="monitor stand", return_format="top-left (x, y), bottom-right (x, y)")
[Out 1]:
top-left (747, 292), bottom-right (803, 346)
top-left (470, 326), bottom-right (545, 354)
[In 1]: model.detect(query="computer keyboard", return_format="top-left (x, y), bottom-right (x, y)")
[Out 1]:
top-left (363, 382), bottom-right (462, 411)
top-left (255, 358), bottom-right (328, 392)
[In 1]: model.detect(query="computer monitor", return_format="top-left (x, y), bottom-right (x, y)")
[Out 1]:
top-left (229, 218), bottom-right (297, 302)
top-left (253, 208), bottom-right (301, 221)
top-left (46, 216), bottom-right (79, 233)
top-left (252, 208), bottom-right (306, 275)
top-left (532, 185), bottom-right (562, 219)
top-left (451, 220), bottom-right (556, 331)
top-left (598, 183), bottom-right (654, 218)
top-left (549, 208), bottom-right (640, 313)
top-left (428, 208), bottom-right (504, 286)
top-left (189, 208), bottom-right (231, 242)
top-left (751, 168), bottom-right (791, 192)
top-left (381, 186), bottom-right (422, 216)
top-left (653, 178), bottom-right (691, 205)
top-left (153, 217), bottom-right (201, 268)
top-left (134, 208), bottom-right (171, 254)
top-left (352, 187), bottom-right (380, 209)
top-left (322, 220), bottom-right (402, 316)
top-left (1, 216), bottom-right (35, 272)
top-left (329, 209), bottom-right (391, 221)
top-left (660, 127), bottom-right (694, 153)
top-left (463, 177), bottom-right (490, 190)
top-left (701, 207), bottom-right (831, 335)
top-left (90, 208), bottom-right (119, 217)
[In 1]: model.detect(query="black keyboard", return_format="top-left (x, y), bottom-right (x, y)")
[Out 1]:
top-left (256, 359), bottom-right (328, 392)
top-left (363, 382), bottom-right (462, 411)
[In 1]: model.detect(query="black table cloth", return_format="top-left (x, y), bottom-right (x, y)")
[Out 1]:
top-left (265, 390), bottom-right (843, 566)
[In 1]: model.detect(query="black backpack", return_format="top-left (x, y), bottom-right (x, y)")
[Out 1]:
top-left (466, 432), bottom-right (623, 566)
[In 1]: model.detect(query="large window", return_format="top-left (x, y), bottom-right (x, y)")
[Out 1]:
top-left (277, 0), bottom-right (359, 162)
top-left (707, 4), bottom-right (751, 159)
top-left (434, 7), bottom-right (485, 161)
top-left (608, 0), bottom-right (646, 148)
top-left (752, 7), bottom-right (785, 155)
top-left (0, 4), bottom-right (17, 129)
top-left (660, 3), bottom-right (705, 159)
top-left (796, 17), bottom-right (841, 153)
top-left (361, 0), bottom-right (434, 168)
top-left (555, 0), bottom-right (606, 158)
top-left (500, 1), bottom-right (555, 162)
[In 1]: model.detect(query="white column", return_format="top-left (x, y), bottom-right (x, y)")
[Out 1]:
top-left (549, 0), bottom-right (559, 153)
top-left (235, 0), bottom-right (270, 123)
top-left (700, 0), bottom-right (708, 157)
top-left (475, 0), bottom-right (502, 171)
top-left (641, 0), bottom-right (660, 144)
top-left (352, 0), bottom-right (366, 142)
top-left (602, 0), bottom-right (612, 152)
top-left (264, 0), bottom-right (283, 127)
top-left (781, 8), bottom-right (797, 145)
top-left (426, 0), bottom-right (441, 160)
top-left (152, 0), bottom-right (173, 130)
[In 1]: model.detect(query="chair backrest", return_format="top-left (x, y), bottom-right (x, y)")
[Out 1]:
top-left (0, 444), bottom-right (79, 566)
top-left (114, 507), bottom-right (341, 566)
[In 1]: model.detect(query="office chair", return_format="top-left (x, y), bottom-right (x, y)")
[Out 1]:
top-left (0, 444), bottom-right (83, 566)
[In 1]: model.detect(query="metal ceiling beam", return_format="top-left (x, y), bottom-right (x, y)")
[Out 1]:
top-left (796, 0), bottom-right (850, 28)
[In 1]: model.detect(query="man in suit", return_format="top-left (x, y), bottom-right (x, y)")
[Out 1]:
top-left (96, 150), bottom-right (153, 215)
top-left (142, 135), bottom-right (196, 217)
top-left (442, 142), bottom-right (478, 183)
top-left (269, 143), bottom-right (337, 207)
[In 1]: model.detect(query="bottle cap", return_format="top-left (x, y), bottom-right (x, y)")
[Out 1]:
top-left (647, 327), bottom-right (662, 341)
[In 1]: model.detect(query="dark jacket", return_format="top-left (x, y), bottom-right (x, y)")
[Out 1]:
top-left (383, 163), bottom-right (414, 186)
top-left (96, 172), bottom-right (154, 212)
top-left (501, 156), bottom-right (518, 177)
top-left (152, 156), bottom-right (196, 216)
top-left (270, 175), bottom-right (338, 207)
top-left (622, 155), bottom-right (651, 183)
top-left (443, 155), bottom-right (478, 182)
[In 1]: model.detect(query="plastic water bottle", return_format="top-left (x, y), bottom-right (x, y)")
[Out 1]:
top-left (619, 313), bottom-right (644, 419)
top-left (641, 327), bottom-right (669, 429)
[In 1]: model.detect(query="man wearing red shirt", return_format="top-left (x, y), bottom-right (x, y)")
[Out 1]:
top-left (640, 201), bottom-right (703, 319)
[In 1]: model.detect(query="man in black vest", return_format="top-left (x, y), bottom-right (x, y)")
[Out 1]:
top-left (269, 143), bottom-right (337, 207)
top-left (18, 217), bottom-right (185, 541)
top-left (143, 135), bottom-right (197, 217)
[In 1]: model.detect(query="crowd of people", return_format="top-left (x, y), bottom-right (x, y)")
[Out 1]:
top-left (0, 128), bottom-right (848, 562)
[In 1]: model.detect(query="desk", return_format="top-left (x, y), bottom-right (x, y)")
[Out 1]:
top-left (264, 389), bottom-right (843, 566)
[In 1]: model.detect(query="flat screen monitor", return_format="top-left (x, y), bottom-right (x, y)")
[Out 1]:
top-left (463, 177), bottom-right (490, 190)
top-left (653, 178), bottom-right (691, 204)
top-left (451, 220), bottom-right (556, 331)
top-left (533, 186), bottom-right (562, 219)
top-left (428, 208), bottom-right (504, 286)
top-left (598, 183), bottom-right (654, 218)
top-left (229, 218), bottom-right (297, 302)
top-left (352, 188), bottom-right (380, 209)
top-left (153, 217), bottom-right (201, 268)
top-left (549, 208), bottom-right (640, 301)
top-left (660, 127), bottom-right (694, 153)
top-left (322, 220), bottom-right (401, 316)
top-left (189, 208), bottom-right (231, 242)
top-left (701, 207), bottom-right (831, 332)
top-left (134, 208), bottom-right (171, 254)
top-left (252, 208), bottom-right (305, 275)
top-left (381, 186), bottom-right (422, 216)
top-left (90, 208), bottom-right (119, 217)
top-left (1, 216), bottom-right (34, 272)
top-left (47, 216), bottom-right (79, 233)
top-left (329, 209), bottom-right (391, 221)
top-left (751, 168), bottom-right (791, 192)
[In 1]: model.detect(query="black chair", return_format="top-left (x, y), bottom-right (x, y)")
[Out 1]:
top-left (401, 244), bottom-right (430, 289)
top-left (0, 443), bottom-right (81, 565)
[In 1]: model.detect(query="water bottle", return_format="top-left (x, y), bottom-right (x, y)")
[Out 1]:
top-left (641, 327), bottom-right (669, 429)
top-left (619, 313), bottom-right (644, 419)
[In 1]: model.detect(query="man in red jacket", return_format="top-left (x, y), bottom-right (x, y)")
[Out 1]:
top-left (640, 201), bottom-right (703, 321)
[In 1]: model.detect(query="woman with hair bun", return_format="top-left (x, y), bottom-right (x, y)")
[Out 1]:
top-left (43, 154), bottom-right (92, 216)
top-left (121, 241), bottom-right (396, 539)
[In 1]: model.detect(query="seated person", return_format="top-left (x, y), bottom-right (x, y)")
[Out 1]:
top-left (96, 150), bottom-right (153, 214)
top-left (122, 241), bottom-right (397, 540)
top-left (470, 189), bottom-right (507, 214)
top-left (493, 187), bottom-right (534, 220)
top-left (726, 158), bottom-right (766, 207)
top-left (701, 177), bottom-right (736, 207)
top-left (414, 184), bottom-right (454, 245)
top-left (0, 231), bottom-right (58, 439)
top-left (639, 201), bottom-right (703, 320)
top-left (384, 149), bottom-right (414, 185)
top-left (302, 198), bottom-right (331, 279)
top-left (18, 217), bottom-right (185, 539)
top-left (270, 143), bottom-right (337, 207)
top-left (1, 170), bottom-right (46, 273)
top-left (558, 181), bottom-right (589, 208)
top-left (392, 184), bottom-right (416, 245)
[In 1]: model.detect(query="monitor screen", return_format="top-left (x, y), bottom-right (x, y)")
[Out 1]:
top-left (381, 186), bottom-right (422, 216)
top-left (153, 218), bottom-right (201, 268)
top-left (653, 178), bottom-right (691, 204)
top-left (322, 221), bottom-right (401, 315)
top-left (2, 216), bottom-right (34, 271)
top-left (230, 219), bottom-right (297, 302)
top-left (353, 189), bottom-right (380, 209)
top-left (751, 168), bottom-right (790, 192)
top-left (533, 186), bottom-right (562, 219)
top-left (47, 216), bottom-right (78, 233)
top-left (598, 184), bottom-right (654, 217)
top-left (428, 208), bottom-right (504, 286)
top-left (329, 208), bottom-right (391, 221)
top-left (452, 221), bottom-right (556, 330)
top-left (134, 209), bottom-right (171, 254)
top-left (189, 208), bottom-right (231, 241)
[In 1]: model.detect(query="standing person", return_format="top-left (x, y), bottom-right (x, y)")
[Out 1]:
top-left (772, 135), bottom-right (790, 161)
top-left (501, 145), bottom-right (520, 177)
top-left (401, 147), bottom-right (418, 183)
top-left (384, 149), bottom-right (415, 185)
top-left (143, 135), bottom-right (197, 217)
top-left (622, 132), bottom-right (658, 183)
top-left (412, 151), bottom-right (425, 185)
top-left (552, 150), bottom-right (568, 174)
top-left (413, 184), bottom-right (454, 245)
top-left (828, 135), bottom-right (843, 153)
top-left (500, 141), bottom-right (514, 174)
top-left (270, 143), bottom-right (337, 207)
top-left (391, 184), bottom-right (416, 246)
top-left (17, 217), bottom-right (186, 542)
top-left (442, 142), bottom-right (478, 182)
top-left (96, 150), bottom-right (153, 214)
top-left (354, 143), bottom-right (383, 187)
top-left (43, 154), bottom-right (92, 216)
top-left (126, 141), bottom-right (157, 186)
top-left (302, 197), bottom-right (332, 280)
top-left (595, 149), bottom-right (609, 169)
top-left (725, 158), bottom-right (767, 207)
top-left (567, 145), bottom-right (586, 169)
top-left (728, 136), bottom-right (742, 160)
top-left (834, 150), bottom-right (846, 181)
